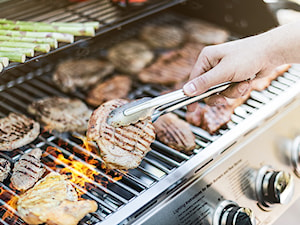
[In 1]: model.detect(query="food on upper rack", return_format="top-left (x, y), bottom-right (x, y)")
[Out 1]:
top-left (28, 96), bottom-right (92, 133)
top-left (87, 99), bottom-right (156, 170)
top-left (0, 158), bottom-right (10, 182)
top-left (0, 18), bottom-right (99, 65)
top-left (86, 75), bottom-right (132, 107)
top-left (153, 113), bottom-right (196, 153)
top-left (0, 113), bottom-right (40, 151)
top-left (186, 64), bottom-right (291, 134)
top-left (11, 148), bottom-right (45, 191)
top-left (53, 58), bottom-right (114, 92)
top-left (183, 19), bottom-right (230, 45)
top-left (138, 42), bottom-right (203, 85)
top-left (139, 24), bottom-right (185, 49)
top-left (107, 39), bottom-right (155, 74)
top-left (17, 172), bottom-right (98, 225)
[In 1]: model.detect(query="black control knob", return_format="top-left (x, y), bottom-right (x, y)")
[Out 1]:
top-left (255, 165), bottom-right (294, 210)
top-left (213, 200), bottom-right (256, 225)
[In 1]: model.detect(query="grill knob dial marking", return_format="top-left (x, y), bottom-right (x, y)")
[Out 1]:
top-left (255, 165), bottom-right (294, 210)
top-left (213, 200), bottom-right (256, 225)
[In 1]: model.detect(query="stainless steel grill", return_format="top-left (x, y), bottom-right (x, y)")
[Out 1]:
top-left (1, 0), bottom-right (300, 224)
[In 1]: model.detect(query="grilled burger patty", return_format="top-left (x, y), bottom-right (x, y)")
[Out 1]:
top-left (86, 75), bottom-right (132, 107)
top-left (11, 148), bottom-right (45, 191)
top-left (107, 39), bottom-right (154, 75)
top-left (153, 113), bottom-right (196, 153)
top-left (17, 172), bottom-right (97, 225)
top-left (184, 19), bottom-right (230, 45)
top-left (28, 96), bottom-right (92, 133)
top-left (87, 99), bottom-right (156, 170)
top-left (139, 24), bottom-right (185, 49)
top-left (0, 158), bottom-right (11, 182)
top-left (53, 58), bottom-right (114, 92)
top-left (0, 113), bottom-right (40, 151)
top-left (138, 43), bottom-right (203, 86)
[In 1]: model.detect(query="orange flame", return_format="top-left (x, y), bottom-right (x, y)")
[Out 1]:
top-left (0, 186), bottom-right (19, 223)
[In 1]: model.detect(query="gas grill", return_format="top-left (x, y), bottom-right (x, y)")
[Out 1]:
top-left (1, 0), bottom-right (300, 225)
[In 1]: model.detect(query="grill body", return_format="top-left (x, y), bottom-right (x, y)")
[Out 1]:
top-left (0, 1), bottom-right (299, 225)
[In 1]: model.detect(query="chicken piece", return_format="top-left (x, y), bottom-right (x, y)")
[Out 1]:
top-left (28, 97), bottom-right (92, 133)
top-left (139, 24), bottom-right (185, 49)
top-left (86, 75), bottom-right (132, 107)
top-left (138, 43), bottom-right (203, 86)
top-left (0, 113), bottom-right (40, 151)
top-left (154, 113), bottom-right (196, 152)
top-left (53, 58), bottom-right (114, 93)
top-left (87, 99), bottom-right (156, 170)
top-left (17, 172), bottom-right (98, 225)
top-left (184, 19), bottom-right (230, 45)
top-left (0, 158), bottom-right (10, 182)
top-left (107, 39), bottom-right (154, 74)
top-left (11, 148), bottom-right (45, 191)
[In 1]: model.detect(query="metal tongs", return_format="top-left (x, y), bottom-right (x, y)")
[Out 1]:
top-left (107, 82), bottom-right (231, 127)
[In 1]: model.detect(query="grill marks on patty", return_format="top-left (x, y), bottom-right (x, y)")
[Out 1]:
top-left (0, 113), bottom-right (40, 151)
top-left (87, 99), bottom-right (155, 170)
top-left (11, 148), bottom-right (45, 191)
top-left (0, 158), bottom-right (11, 182)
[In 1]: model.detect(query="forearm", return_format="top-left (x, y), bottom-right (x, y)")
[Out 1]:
top-left (259, 21), bottom-right (300, 65)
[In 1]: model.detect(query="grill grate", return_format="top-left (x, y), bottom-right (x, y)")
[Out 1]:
top-left (1, 58), bottom-right (300, 224)
top-left (0, 0), bottom-right (185, 72)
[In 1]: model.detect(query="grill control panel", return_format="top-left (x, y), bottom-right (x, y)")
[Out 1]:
top-left (133, 94), bottom-right (300, 225)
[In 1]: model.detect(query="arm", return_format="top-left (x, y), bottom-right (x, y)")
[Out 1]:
top-left (183, 21), bottom-right (300, 105)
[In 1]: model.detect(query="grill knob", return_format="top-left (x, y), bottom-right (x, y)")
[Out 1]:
top-left (213, 200), bottom-right (256, 225)
top-left (255, 165), bottom-right (294, 210)
top-left (283, 135), bottom-right (300, 177)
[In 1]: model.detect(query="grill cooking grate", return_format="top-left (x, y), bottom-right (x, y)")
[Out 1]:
top-left (0, 0), bottom-right (184, 72)
top-left (0, 60), bottom-right (300, 224)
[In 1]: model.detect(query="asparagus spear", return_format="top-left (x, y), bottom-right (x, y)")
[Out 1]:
top-left (0, 41), bottom-right (50, 53)
top-left (0, 57), bottom-right (9, 67)
top-left (0, 18), bottom-right (99, 29)
top-left (0, 35), bottom-right (58, 48)
top-left (0, 52), bottom-right (25, 63)
top-left (0, 24), bottom-right (95, 36)
top-left (0, 46), bottom-right (34, 57)
top-left (0, 30), bottom-right (74, 43)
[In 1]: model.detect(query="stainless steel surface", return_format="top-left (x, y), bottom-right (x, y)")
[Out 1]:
top-left (107, 82), bottom-right (231, 127)
top-left (132, 83), bottom-right (300, 224)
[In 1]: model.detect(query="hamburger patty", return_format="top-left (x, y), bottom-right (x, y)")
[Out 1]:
top-left (87, 99), bottom-right (155, 170)
top-left (53, 58), bottom-right (114, 92)
top-left (0, 158), bottom-right (10, 182)
top-left (107, 39), bottom-right (154, 75)
top-left (153, 113), bottom-right (196, 153)
top-left (139, 24), bottom-right (185, 49)
top-left (0, 113), bottom-right (40, 151)
top-left (28, 97), bottom-right (92, 133)
top-left (86, 75), bottom-right (132, 107)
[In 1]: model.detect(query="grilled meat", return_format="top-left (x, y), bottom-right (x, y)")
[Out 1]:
top-left (11, 148), bottom-right (45, 191)
top-left (139, 24), bottom-right (185, 49)
top-left (86, 75), bottom-right (132, 107)
top-left (138, 43), bottom-right (203, 86)
top-left (0, 113), bottom-right (40, 151)
top-left (184, 19), bottom-right (229, 45)
top-left (0, 158), bottom-right (10, 182)
top-left (28, 96), bottom-right (92, 133)
top-left (153, 113), bottom-right (196, 153)
top-left (107, 39), bottom-right (154, 74)
top-left (53, 58), bottom-right (114, 92)
top-left (17, 172), bottom-right (98, 225)
top-left (186, 65), bottom-right (291, 134)
top-left (87, 99), bottom-right (156, 170)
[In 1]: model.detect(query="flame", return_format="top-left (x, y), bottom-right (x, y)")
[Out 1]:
top-left (0, 186), bottom-right (19, 223)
